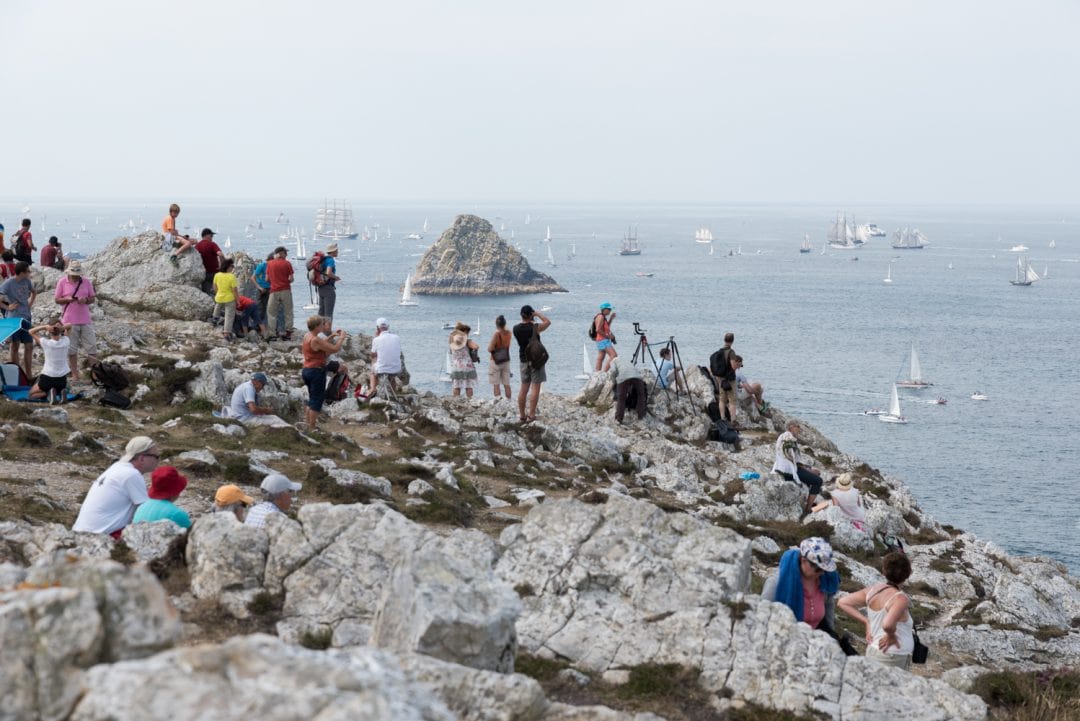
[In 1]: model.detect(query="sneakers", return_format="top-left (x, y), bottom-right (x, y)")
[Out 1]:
top-left (759, 402), bottom-right (771, 413)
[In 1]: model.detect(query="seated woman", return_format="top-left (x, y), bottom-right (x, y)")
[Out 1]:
top-left (772, 420), bottom-right (823, 515)
top-left (837, 552), bottom-right (915, 669)
top-left (812, 472), bottom-right (867, 531)
top-left (131, 466), bottom-right (191, 529)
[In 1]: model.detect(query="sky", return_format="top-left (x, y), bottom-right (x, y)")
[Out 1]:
top-left (2, 0), bottom-right (1078, 204)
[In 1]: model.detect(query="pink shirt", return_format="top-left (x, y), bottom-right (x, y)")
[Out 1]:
top-left (55, 275), bottom-right (95, 325)
top-left (802, 583), bottom-right (826, 629)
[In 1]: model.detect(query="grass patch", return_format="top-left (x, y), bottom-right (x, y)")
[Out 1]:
top-left (972, 668), bottom-right (1080, 720)
top-left (727, 704), bottom-right (829, 721)
top-left (0, 492), bottom-right (74, 525)
top-left (709, 479), bottom-right (745, 506)
top-left (909, 526), bottom-right (950, 545)
top-left (140, 367), bottom-right (200, 404)
top-left (403, 478), bottom-right (482, 528)
top-left (299, 628), bottom-right (333, 650)
top-left (110, 540), bottom-right (136, 566)
top-left (618, 663), bottom-right (699, 701)
top-left (515, 653), bottom-right (570, 681)
top-left (723, 599), bottom-right (751, 621)
top-left (358, 457), bottom-right (434, 488)
top-left (1035, 625), bottom-right (1069, 642)
top-left (221, 455), bottom-right (259, 485)
top-left (304, 464), bottom-right (381, 505)
top-left (902, 511), bottom-right (921, 529)
top-left (515, 583), bottom-right (536, 598)
top-left (908, 580), bottom-right (941, 598)
top-left (0, 403), bottom-right (31, 420)
top-left (247, 591), bottom-right (284, 617)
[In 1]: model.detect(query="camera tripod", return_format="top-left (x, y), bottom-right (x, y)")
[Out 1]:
top-left (629, 323), bottom-right (687, 401)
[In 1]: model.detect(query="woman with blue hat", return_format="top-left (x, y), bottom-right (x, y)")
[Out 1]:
top-left (591, 301), bottom-right (617, 372)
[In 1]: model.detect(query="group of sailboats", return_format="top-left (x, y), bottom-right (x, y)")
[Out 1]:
top-left (866, 346), bottom-right (941, 424)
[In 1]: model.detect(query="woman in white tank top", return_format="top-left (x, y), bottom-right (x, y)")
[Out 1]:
top-left (837, 552), bottom-right (915, 669)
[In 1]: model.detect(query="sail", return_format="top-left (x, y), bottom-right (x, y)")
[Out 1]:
top-left (400, 274), bottom-right (418, 305)
top-left (909, 346), bottom-right (922, 382)
top-left (546, 245), bottom-right (556, 267)
top-left (314, 199), bottom-right (358, 239)
top-left (1025, 262), bottom-right (1041, 283)
top-left (889, 384), bottom-right (902, 417)
top-left (574, 344), bottom-right (591, 380)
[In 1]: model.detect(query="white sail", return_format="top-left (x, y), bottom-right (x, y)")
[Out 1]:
top-left (695, 227), bottom-right (714, 243)
top-left (399, 274), bottom-right (419, 306)
top-left (546, 244), bottom-right (556, 267)
top-left (575, 344), bottom-right (591, 380)
top-left (1025, 262), bottom-right (1041, 283)
top-left (883, 264), bottom-right (892, 283)
top-left (544, 226), bottom-right (551, 242)
top-left (295, 232), bottom-right (306, 260)
top-left (909, 346), bottom-right (922, 383)
top-left (889, 384), bottom-right (902, 416)
top-left (828, 212), bottom-right (863, 249)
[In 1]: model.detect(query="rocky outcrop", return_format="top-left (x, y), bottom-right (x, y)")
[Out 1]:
top-left (410, 215), bottom-right (566, 296)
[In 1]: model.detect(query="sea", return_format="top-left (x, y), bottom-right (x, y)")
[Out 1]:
top-left (5, 200), bottom-right (1078, 573)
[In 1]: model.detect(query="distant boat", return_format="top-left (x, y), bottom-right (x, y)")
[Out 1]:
top-left (799, 234), bottom-right (813, 253)
top-left (619, 226), bottom-right (641, 256)
top-left (931, 397), bottom-right (947, 405)
top-left (294, 230), bottom-right (307, 260)
top-left (863, 223), bottom-right (887, 237)
top-left (695, 228), bottom-right (714, 244)
top-left (405, 232), bottom-right (423, 241)
top-left (635, 271), bottom-right (654, 277)
top-left (1010, 256), bottom-right (1040, 286)
top-left (948, 262), bottom-right (954, 270)
top-left (438, 351), bottom-right (452, 382)
top-left (708, 243), bottom-right (714, 256)
top-left (892, 227), bottom-right (929, 249)
top-left (223, 235), bottom-right (232, 249)
top-left (574, 344), bottom-right (591, 380)
top-left (828, 212), bottom-right (865, 249)
top-left (314, 199), bottom-right (359, 240)
top-left (399, 274), bottom-right (419, 306)
top-left (543, 226), bottom-right (552, 243)
top-left (1049, 239), bottom-right (1056, 248)
top-left (441, 322), bottom-right (455, 330)
top-left (896, 345), bottom-right (933, 388)
top-left (883, 264), bottom-right (892, 283)
top-left (546, 244), bottom-right (557, 267)
top-left (863, 408), bottom-right (885, 416)
top-left (1043, 264), bottom-right (1049, 279)
top-left (422, 218), bottom-right (430, 234)
top-left (970, 392), bottom-right (989, 401)
top-left (879, 384), bottom-right (908, 424)
top-left (1009, 244), bottom-right (1029, 252)
top-left (538, 305), bottom-right (553, 313)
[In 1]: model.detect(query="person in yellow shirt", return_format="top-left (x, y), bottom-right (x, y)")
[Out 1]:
top-left (164, 203), bottom-right (194, 265)
top-left (212, 258), bottom-right (239, 341)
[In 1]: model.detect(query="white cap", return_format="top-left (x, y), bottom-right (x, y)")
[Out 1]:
top-left (375, 317), bottom-right (389, 329)
top-left (261, 473), bottom-right (302, 494)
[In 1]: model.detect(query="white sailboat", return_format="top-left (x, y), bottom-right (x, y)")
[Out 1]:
top-left (546, 244), bottom-right (557, 267)
top-left (313, 199), bottom-right (359, 240)
top-left (883, 263), bottom-right (892, 283)
top-left (438, 351), bottom-right (452, 382)
top-left (619, 226), bottom-right (641, 255)
top-left (543, 226), bottom-right (552, 243)
top-left (708, 243), bottom-right (714, 256)
top-left (892, 227), bottom-right (929, 249)
top-left (799, 234), bottom-right (813, 253)
top-left (896, 345), bottom-right (932, 388)
top-left (1010, 256), bottom-right (1040, 286)
top-left (695, 228), bottom-right (714, 244)
top-left (828, 212), bottom-right (865, 249)
top-left (399, 274), bottom-right (419, 306)
top-left (879, 384), bottom-right (908, 424)
top-left (294, 229), bottom-right (307, 260)
top-left (1049, 239), bottom-right (1056, 248)
top-left (574, 344), bottom-right (591, 380)
top-left (223, 235), bottom-right (232, 249)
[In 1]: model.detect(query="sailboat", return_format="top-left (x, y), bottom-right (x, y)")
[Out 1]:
top-left (438, 351), bottom-right (452, 382)
top-left (879, 384), bottom-right (908, 424)
top-left (313, 199), bottom-right (359, 240)
top-left (827, 212), bottom-right (865, 249)
top-left (708, 243), bottom-right (714, 256)
top-left (543, 226), bottom-right (552, 243)
top-left (294, 229), bottom-right (307, 260)
top-left (1010, 256), bottom-right (1040, 286)
top-left (799, 234), bottom-right (813, 253)
top-left (896, 345), bottom-right (932, 388)
top-left (1049, 239), bottom-right (1056, 249)
top-left (892, 227), bottom-right (929, 249)
top-left (695, 228), bottom-right (714, 244)
top-left (399, 274), bottom-right (419, 306)
top-left (883, 263), bottom-right (893, 284)
top-left (574, 344), bottom-right (592, 380)
top-left (619, 226), bottom-right (641, 256)
top-left (223, 235), bottom-right (232, 249)
top-left (546, 244), bottom-right (557, 267)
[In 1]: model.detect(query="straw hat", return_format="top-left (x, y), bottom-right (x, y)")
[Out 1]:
top-left (449, 331), bottom-right (468, 351)
top-left (835, 473), bottom-right (855, 491)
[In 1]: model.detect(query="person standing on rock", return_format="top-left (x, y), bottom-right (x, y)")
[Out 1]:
top-left (837, 552), bottom-right (915, 669)
top-left (266, 246), bottom-right (294, 340)
top-left (72, 436), bottom-right (160, 538)
top-left (592, 302), bottom-right (617, 372)
top-left (245, 472), bottom-right (302, 528)
top-left (0, 261), bottom-right (37, 378)
top-left (513, 304), bottom-right (550, 424)
top-left (164, 203), bottom-right (194, 263)
top-left (448, 321), bottom-right (479, 398)
top-left (608, 354), bottom-right (646, 424)
top-left (301, 315), bottom-right (347, 428)
top-left (54, 260), bottom-right (97, 381)
top-left (317, 243), bottom-right (340, 322)
top-left (194, 228), bottom-right (224, 296)
top-left (710, 332), bottom-right (738, 427)
top-left (212, 257), bottom-right (238, 342)
top-left (12, 218), bottom-right (34, 265)
top-left (772, 420), bottom-right (823, 516)
top-left (251, 251), bottom-right (273, 328)
top-left (487, 314), bottom-right (512, 401)
top-left (131, 466), bottom-right (192, 529)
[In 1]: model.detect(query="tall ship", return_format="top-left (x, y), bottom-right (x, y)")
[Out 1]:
top-left (694, 227), bottom-right (714, 244)
top-left (313, 199), bottom-right (359, 240)
top-left (827, 212), bottom-right (865, 249)
top-left (619, 226), bottom-right (641, 256)
top-left (892, 227), bottom-right (929, 249)
top-left (799, 234), bottom-right (813, 253)
top-left (1010, 256), bottom-right (1040, 286)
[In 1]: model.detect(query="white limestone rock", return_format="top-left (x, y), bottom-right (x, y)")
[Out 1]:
top-left (185, 513), bottom-right (268, 617)
top-left (121, 520), bottom-right (187, 564)
top-left (316, 458), bottom-right (393, 497)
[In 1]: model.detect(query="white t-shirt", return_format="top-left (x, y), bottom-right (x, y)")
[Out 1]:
top-left (229, 380), bottom-right (258, 421)
top-left (72, 461), bottom-right (150, 534)
top-left (39, 336), bottom-right (72, 377)
top-left (371, 332), bottom-right (402, 374)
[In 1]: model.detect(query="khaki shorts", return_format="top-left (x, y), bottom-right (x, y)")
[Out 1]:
top-left (488, 360), bottom-right (511, 385)
top-left (520, 361), bottom-right (546, 385)
top-left (68, 324), bottom-right (97, 356)
top-left (719, 384), bottom-right (738, 407)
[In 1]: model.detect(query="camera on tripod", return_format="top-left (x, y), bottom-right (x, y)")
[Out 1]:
top-left (633, 322), bottom-right (646, 336)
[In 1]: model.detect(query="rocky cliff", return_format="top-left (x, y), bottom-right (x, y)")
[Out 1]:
top-left (410, 214), bottom-right (566, 296)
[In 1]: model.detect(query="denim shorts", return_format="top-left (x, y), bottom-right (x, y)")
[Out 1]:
top-left (596, 339), bottom-right (613, 351)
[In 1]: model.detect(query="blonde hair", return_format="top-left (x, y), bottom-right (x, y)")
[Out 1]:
top-left (307, 315), bottom-right (326, 331)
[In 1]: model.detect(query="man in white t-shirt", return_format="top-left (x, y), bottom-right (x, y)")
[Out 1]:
top-left (228, 371), bottom-right (290, 427)
top-left (367, 317), bottom-right (402, 394)
top-left (28, 320), bottom-right (71, 404)
top-left (72, 436), bottom-right (161, 537)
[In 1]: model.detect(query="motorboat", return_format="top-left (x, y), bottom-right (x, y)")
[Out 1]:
top-left (1009, 244), bottom-right (1029, 252)
top-left (970, 392), bottom-right (989, 401)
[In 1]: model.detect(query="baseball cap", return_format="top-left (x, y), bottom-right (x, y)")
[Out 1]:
top-left (375, 317), bottom-right (389, 329)
top-left (261, 473), bottom-right (302, 494)
top-left (67, 260), bottom-right (83, 276)
top-left (600, 302), bottom-right (612, 310)
top-left (201, 228), bottom-right (216, 237)
top-left (251, 372), bottom-right (269, 384)
top-left (120, 436), bottom-right (157, 463)
top-left (148, 466), bottom-right (188, 500)
top-left (215, 484), bottom-right (254, 507)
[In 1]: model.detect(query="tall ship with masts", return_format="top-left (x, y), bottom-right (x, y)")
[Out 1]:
top-left (892, 227), bottom-right (929, 249)
top-left (619, 226), bottom-right (642, 256)
top-left (694, 227), bottom-right (714, 244)
top-left (827, 212), bottom-right (865, 249)
top-left (313, 199), bottom-right (359, 240)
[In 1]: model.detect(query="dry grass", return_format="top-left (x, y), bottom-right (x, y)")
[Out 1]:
top-left (973, 669), bottom-right (1080, 721)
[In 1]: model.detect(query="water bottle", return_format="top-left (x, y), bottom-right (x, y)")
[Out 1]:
top-left (739, 471), bottom-right (760, 481)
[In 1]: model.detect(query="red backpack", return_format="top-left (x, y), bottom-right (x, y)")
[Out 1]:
top-left (306, 252), bottom-right (328, 286)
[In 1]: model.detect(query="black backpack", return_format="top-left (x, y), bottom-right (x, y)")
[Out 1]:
top-left (587, 315), bottom-right (599, 341)
top-left (699, 366), bottom-right (719, 396)
top-left (90, 361), bottom-right (130, 391)
top-left (100, 388), bottom-right (132, 410)
top-left (708, 417), bottom-right (740, 445)
top-left (325, 367), bottom-right (351, 403)
top-left (525, 328), bottom-right (549, 369)
top-left (709, 348), bottom-right (734, 379)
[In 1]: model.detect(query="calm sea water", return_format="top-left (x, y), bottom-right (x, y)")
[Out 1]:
top-left (7, 200), bottom-right (1078, 572)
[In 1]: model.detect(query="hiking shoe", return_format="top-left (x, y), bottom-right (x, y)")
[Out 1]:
top-left (759, 402), bottom-right (771, 413)
top-left (169, 255), bottom-right (179, 267)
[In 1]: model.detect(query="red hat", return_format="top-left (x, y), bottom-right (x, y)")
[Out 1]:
top-left (148, 466), bottom-right (189, 500)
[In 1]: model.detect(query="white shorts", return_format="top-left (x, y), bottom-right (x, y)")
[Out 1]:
top-left (68, 324), bottom-right (97, 355)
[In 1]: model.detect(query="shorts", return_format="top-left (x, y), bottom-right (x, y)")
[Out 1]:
top-left (520, 361), bottom-right (546, 385)
top-left (596, 339), bottom-right (613, 351)
top-left (10, 318), bottom-right (30, 344)
top-left (37, 373), bottom-right (69, 393)
top-left (302, 366), bottom-right (328, 411)
top-left (488, 361), bottom-right (511, 385)
top-left (68, 324), bottom-right (97, 355)
top-left (719, 385), bottom-right (738, 407)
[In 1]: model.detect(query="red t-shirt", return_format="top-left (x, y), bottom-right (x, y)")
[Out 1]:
top-left (266, 258), bottom-right (293, 292)
top-left (194, 239), bottom-right (222, 274)
top-left (236, 295), bottom-right (254, 311)
top-left (40, 245), bottom-right (59, 268)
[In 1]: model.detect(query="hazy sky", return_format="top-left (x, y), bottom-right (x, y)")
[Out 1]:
top-left (3, 0), bottom-right (1078, 204)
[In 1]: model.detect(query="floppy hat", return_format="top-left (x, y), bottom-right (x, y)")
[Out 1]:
top-left (835, 473), bottom-right (855, 491)
top-left (120, 436), bottom-right (156, 463)
top-left (326, 243), bottom-right (339, 253)
top-left (261, 473), bottom-right (302, 494)
top-left (449, 331), bottom-right (468, 351)
top-left (799, 537), bottom-right (836, 573)
top-left (148, 466), bottom-right (188, 500)
top-left (67, 260), bottom-right (83, 276)
top-left (215, 484), bottom-right (254, 507)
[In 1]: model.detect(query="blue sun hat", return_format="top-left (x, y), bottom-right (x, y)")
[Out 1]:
top-left (599, 301), bottom-right (613, 310)
top-left (799, 537), bottom-right (836, 573)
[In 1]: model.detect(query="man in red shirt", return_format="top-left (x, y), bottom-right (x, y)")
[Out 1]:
top-left (265, 246), bottom-right (294, 339)
top-left (194, 228), bottom-right (224, 296)
top-left (40, 236), bottom-right (64, 270)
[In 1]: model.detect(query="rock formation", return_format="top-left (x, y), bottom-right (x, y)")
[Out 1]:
top-left (410, 214), bottom-right (566, 295)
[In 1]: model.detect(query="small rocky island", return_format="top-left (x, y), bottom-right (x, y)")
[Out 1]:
top-left (410, 214), bottom-right (566, 295)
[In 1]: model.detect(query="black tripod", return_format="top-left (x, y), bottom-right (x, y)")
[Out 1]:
top-left (630, 323), bottom-right (687, 401)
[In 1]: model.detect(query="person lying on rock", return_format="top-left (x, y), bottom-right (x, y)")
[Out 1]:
top-left (72, 436), bottom-right (160, 538)
top-left (214, 484), bottom-right (254, 522)
top-left (131, 466), bottom-right (191, 529)
top-left (761, 537), bottom-right (856, 655)
top-left (245, 473), bottom-right (302, 528)
top-left (771, 420), bottom-right (823, 516)
top-left (837, 552), bottom-right (915, 669)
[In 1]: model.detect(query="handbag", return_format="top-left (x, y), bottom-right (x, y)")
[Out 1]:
top-left (911, 628), bottom-right (928, 664)
top-left (491, 346), bottom-right (510, 364)
top-left (468, 345), bottom-right (480, 364)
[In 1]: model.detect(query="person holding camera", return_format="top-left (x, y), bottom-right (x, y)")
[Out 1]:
top-left (54, 260), bottom-right (97, 382)
top-left (28, 321), bottom-right (72, 404)
top-left (300, 315), bottom-right (347, 429)
top-left (513, 304), bottom-right (550, 424)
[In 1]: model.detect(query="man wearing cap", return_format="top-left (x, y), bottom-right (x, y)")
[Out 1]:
top-left (194, 228), bottom-right (225, 296)
top-left (592, 302), bottom-right (617, 372)
top-left (131, 466), bottom-right (192, 529)
top-left (53, 260), bottom-right (97, 381)
top-left (245, 473), bottom-right (301, 528)
top-left (73, 436), bottom-right (161, 537)
top-left (215, 484), bottom-right (254, 521)
top-left (318, 244), bottom-right (341, 322)
top-left (228, 372), bottom-right (291, 427)
top-left (265, 246), bottom-right (294, 340)
top-left (0, 261), bottom-right (37, 379)
top-left (368, 317), bottom-right (401, 397)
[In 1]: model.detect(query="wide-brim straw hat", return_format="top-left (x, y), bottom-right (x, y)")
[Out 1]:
top-left (449, 331), bottom-right (468, 351)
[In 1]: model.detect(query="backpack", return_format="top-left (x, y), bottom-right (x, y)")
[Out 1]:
top-left (525, 328), bottom-right (549, 369)
top-left (90, 361), bottom-right (130, 391)
top-left (698, 365), bottom-right (719, 396)
top-left (708, 417), bottom-right (740, 445)
top-left (325, 367), bottom-right (351, 403)
top-left (51, 252), bottom-right (65, 271)
top-left (14, 230), bottom-right (31, 259)
top-left (709, 348), bottom-right (734, 380)
top-left (100, 388), bottom-right (132, 410)
top-left (306, 251), bottom-right (328, 286)
top-left (587, 316), bottom-right (598, 341)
